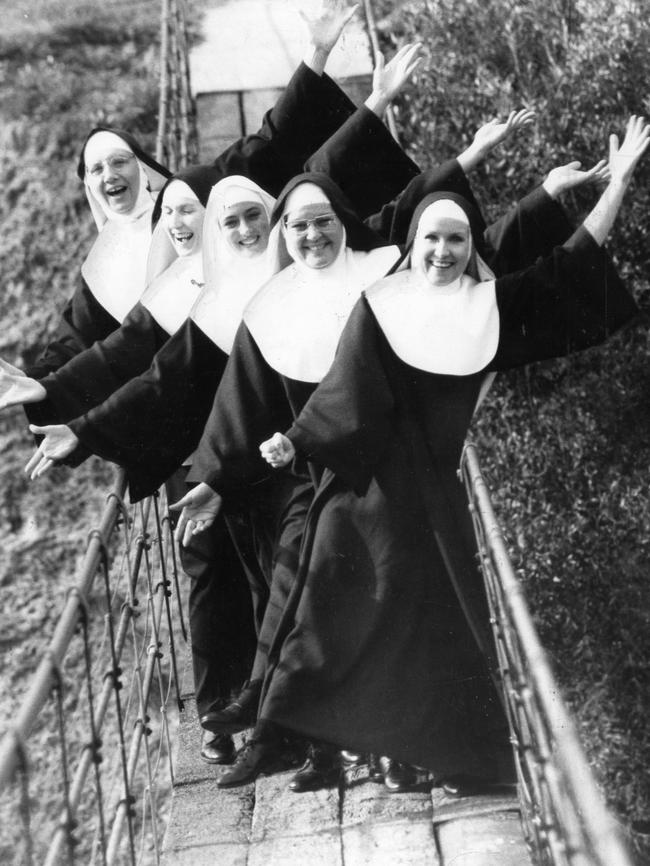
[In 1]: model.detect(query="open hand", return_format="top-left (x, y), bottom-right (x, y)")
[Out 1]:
top-left (259, 432), bottom-right (296, 468)
top-left (543, 159), bottom-right (611, 199)
top-left (608, 114), bottom-right (650, 185)
top-left (170, 482), bottom-right (222, 547)
top-left (24, 424), bottom-right (79, 479)
top-left (0, 360), bottom-right (45, 411)
top-left (300, 0), bottom-right (358, 53)
top-left (372, 42), bottom-right (423, 104)
top-left (472, 108), bottom-right (536, 153)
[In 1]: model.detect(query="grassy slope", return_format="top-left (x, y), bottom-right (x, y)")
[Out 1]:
top-left (0, 2), bottom-right (166, 861)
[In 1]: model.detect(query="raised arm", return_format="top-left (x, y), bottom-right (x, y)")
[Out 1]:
top-left (583, 115), bottom-right (649, 245)
top-left (300, 0), bottom-right (359, 76)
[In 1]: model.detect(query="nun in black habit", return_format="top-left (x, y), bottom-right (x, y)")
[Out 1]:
top-left (12, 0), bottom-right (363, 403)
top-left (172, 144), bottom-right (602, 790)
top-left (255, 117), bottom-right (645, 793)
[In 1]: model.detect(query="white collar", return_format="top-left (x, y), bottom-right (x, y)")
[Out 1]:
top-left (140, 252), bottom-right (204, 335)
top-left (80, 205), bottom-right (153, 322)
top-left (245, 246), bottom-right (400, 382)
top-left (366, 270), bottom-right (500, 375)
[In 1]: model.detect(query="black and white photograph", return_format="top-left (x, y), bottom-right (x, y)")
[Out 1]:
top-left (0, 0), bottom-right (648, 863)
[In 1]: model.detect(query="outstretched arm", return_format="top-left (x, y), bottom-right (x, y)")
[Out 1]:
top-left (457, 108), bottom-right (536, 173)
top-left (301, 0), bottom-right (358, 75)
top-left (583, 115), bottom-right (649, 245)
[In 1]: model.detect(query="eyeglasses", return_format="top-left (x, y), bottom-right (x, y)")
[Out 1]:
top-left (283, 213), bottom-right (338, 235)
top-left (86, 153), bottom-right (135, 177)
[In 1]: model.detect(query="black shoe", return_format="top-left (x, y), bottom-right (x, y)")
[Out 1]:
top-left (382, 757), bottom-right (418, 793)
top-left (200, 730), bottom-right (235, 765)
top-left (368, 753), bottom-right (384, 783)
top-left (216, 738), bottom-right (291, 788)
top-left (441, 774), bottom-right (494, 798)
top-left (200, 680), bottom-right (261, 735)
top-left (289, 744), bottom-right (341, 793)
top-left (340, 750), bottom-right (364, 766)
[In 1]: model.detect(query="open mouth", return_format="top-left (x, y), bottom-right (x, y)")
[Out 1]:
top-left (430, 259), bottom-right (455, 270)
top-left (172, 231), bottom-right (194, 248)
top-left (106, 185), bottom-right (128, 198)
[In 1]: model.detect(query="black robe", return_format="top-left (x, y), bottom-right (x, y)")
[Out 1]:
top-left (26, 62), bottom-right (356, 381)
top-left (254, 228), bottom-right (638, 773)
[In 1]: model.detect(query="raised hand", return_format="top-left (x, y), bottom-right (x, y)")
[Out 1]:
top-left (471, 108), bottom-right (536, 153)
top-left (543, 159), bottom-right (611, 199)
top-left (259, 432), bottom-right (295, 468)
top-left (170, 482), bottom-right (222, 547)
top-left (300, 0), bottom-right (358, 73)
top-left (24, 424), bottom-right (79, 480)
top-left (608, 114), bottom-right (650, 185)
top-left (0, 360), bottom-right (46, 411)
top-left (368, 42), bottom-right (423, 114)
top-left (457, 108), bottom-right (535, 173)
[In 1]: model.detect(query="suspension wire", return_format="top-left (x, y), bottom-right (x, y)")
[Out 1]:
top-left (152, 492), bottom-right (184, 713)
top-left (50, 661), bottom-right (78, 864)
top-left (95, 534), bottom-right (137, 866)
top-left (77, 594), bottom-right (109, 866)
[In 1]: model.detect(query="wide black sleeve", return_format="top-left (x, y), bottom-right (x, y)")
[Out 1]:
top-left (66, 320), bottom-right (229, 501)
top-left (211, 64), bottom-right (356, 197)
top-left (187, 323), bottom-right (292, 494)
top-left (484, 186), bottom-right (574, 275)
top-left (25, 277), bottom-right (120, 380)
top-left (366, 159), bottom-right (484, 245)
top-left (26, 304), bottom-right (168, 427)
top-left (287, 297), bottom-right (396, 495)
top-left (305, 105), bottom-right (420, 221)
top-left (493, 226), bottom-right (639, 370)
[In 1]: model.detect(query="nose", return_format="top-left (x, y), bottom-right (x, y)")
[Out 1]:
top-left (102, 162), bottom-right (117, 182)
top-left (171, 211), bottom-right (184, 229)
top-left (305, 222), bottom-right (320, 240)
top-left (434, 237), bottom-right (449, 257)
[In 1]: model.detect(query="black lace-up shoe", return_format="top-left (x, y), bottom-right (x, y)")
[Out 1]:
top-left (289, 743), bottom-right (341, 792)
top-left (381, 757), bottom-right (418, 793)
top-left (200, 730), bottom-right (235, 765)
top-left (216, 738), bottom-right (292, 788)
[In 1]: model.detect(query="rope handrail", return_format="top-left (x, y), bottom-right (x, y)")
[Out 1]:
top-left (0, 469), bottom-right (187, 865)
top-left (460, 442), bottom-right (634, 866)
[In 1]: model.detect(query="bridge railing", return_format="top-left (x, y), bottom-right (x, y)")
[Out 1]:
top-left (0, 473), bottom-right (186, 866)
top-left (461, 442), bottom-right (633, 866)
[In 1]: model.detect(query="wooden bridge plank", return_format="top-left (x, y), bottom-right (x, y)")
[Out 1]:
top-left (248, 768), bottom-right (343, 866)
top-left (341, 764), bottom-right (440, 865)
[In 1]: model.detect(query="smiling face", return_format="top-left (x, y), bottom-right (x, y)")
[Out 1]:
top-left (283, 203), bottom-right (344, 270)
top-left (219, 201), bottom-right (270, 257)
top-left (412, 209), bottom-right (472, 289)
top-left (84, 134), bottom-right (141, 216)
top-left (160, 180), bottom-right (205, 257)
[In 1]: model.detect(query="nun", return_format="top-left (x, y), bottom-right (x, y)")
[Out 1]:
top-left (254, 117), bottom-right (646, 795)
